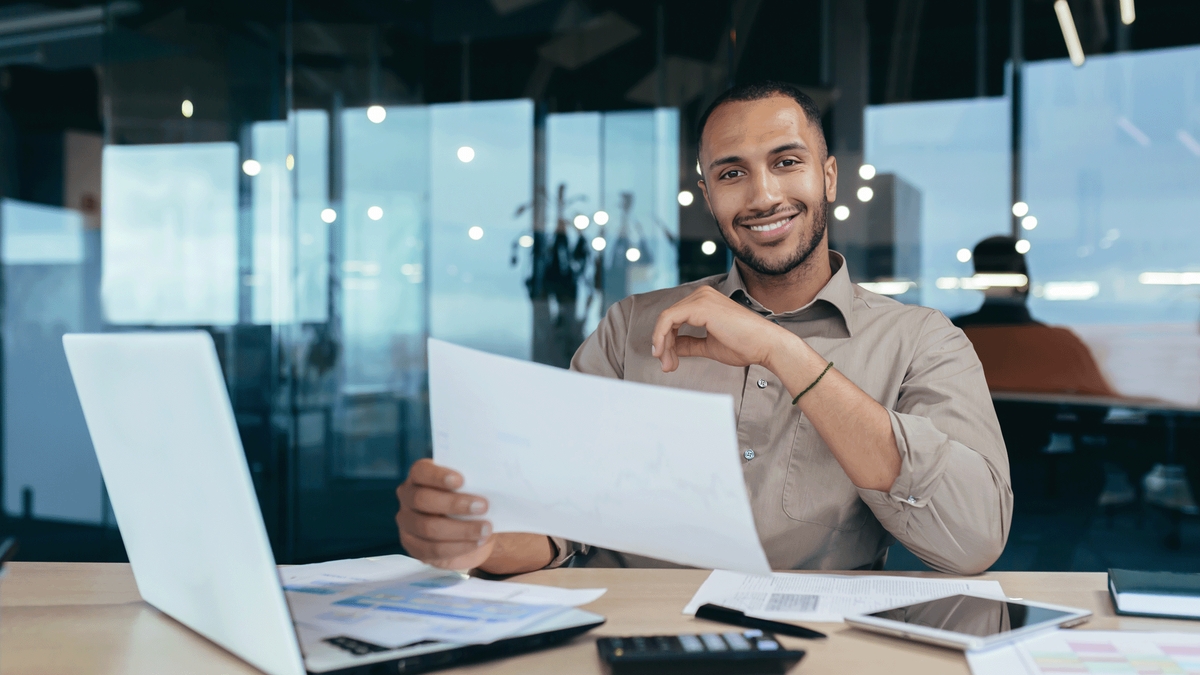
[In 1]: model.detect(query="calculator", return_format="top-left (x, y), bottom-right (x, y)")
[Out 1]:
top-left (595, 630), bottom-right (805, 675)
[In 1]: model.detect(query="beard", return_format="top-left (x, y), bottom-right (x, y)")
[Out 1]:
top-left (718, 193), bottom-right (829, 277)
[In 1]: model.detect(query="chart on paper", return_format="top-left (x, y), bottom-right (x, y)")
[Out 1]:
top-left (967, 630), bottom-right (1200, 675)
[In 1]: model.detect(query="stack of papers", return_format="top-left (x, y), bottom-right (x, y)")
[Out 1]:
top-left (967, 630), bottom-right (1200, 674)
top-left (684, 570), bottom-right (1006, 623)
top-left (281, 555), bottom-right (605, 649)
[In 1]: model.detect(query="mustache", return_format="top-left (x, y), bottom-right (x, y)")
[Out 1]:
top-left (732, 204), bottom-right (805, 228)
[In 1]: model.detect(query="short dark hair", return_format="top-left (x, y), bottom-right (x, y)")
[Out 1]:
top-left (696, 80), bottom-right (827, 157)
top-left (973, 235), bottom-right (1028, 275)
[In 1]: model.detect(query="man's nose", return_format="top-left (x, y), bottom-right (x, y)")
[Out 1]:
top-left (746, 168), bottom-right (784, 214)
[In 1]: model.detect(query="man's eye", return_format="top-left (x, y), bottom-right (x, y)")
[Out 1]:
top-left (721, 169), bottom-right (743, 179)
top-left (778, 159), bottom-right (798, 167)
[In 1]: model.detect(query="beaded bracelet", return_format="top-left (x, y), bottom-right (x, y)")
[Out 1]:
top-left (792, 361), bottom-right (834, 405)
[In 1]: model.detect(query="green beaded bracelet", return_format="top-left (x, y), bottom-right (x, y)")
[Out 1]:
top-left (792, 361), bottom-right (834, 405)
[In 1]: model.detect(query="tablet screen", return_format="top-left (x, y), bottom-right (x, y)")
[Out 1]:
top-left (868, 595), bottom-right (1073, 637)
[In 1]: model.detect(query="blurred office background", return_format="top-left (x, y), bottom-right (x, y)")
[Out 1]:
top-left (1, 0), bottom-right (1198, 572)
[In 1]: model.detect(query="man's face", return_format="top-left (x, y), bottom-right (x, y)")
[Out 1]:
top-left (698, 96), bottom-right (838, 276)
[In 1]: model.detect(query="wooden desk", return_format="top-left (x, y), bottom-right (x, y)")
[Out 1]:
top-left (5, 563), bottom-right (1200, 675)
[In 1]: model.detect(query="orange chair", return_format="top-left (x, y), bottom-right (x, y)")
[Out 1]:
top-left (962, 324), bottom-right (1115, 396)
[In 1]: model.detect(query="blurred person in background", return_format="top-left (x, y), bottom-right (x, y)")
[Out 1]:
top-left (952, 235), bottom-right (1115, 397)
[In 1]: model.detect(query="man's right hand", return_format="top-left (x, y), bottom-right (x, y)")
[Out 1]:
top-left (395, 459), bottom-right (496, 570)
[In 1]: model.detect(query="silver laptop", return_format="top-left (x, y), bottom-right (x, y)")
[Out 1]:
top-left (63, 331), bottom-right (603, 675)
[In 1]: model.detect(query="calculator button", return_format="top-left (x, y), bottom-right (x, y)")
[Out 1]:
top-left (700, 634), bottom-right (728, 651)
top-left (678, 635), bottom-right (705, 653)
top-left (757, 640), bottom-right (780, 651)
top-left (742, 629), bottom-right (763, 638)
top-left (723, 632), bottom-right (751, 650)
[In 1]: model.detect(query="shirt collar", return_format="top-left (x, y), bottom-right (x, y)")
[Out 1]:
top-left (716, 251), bottom-right (856, 337)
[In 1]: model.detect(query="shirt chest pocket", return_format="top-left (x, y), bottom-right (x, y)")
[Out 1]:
top-left (782, 417), bottom-right (872, 532)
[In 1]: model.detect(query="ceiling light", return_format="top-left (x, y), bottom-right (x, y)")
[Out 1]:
top-left (242, 159), bottom-right (261, 176)
top-left (833, 205), bottom-right (850, 221)
top-left (1139, 272), bottom-right (1200, 285)
top-left (518, 235), bottom-right (534, 248)
top-left (1012, 201), bottom-right (1029, 217)
top-left (1042, 281), bottom-right (1100, 301)
top-left (1120, 0), bottom-right (1135, 25)
top-left (857, 187), bottom-right (874, 202)
top-left (457, 146), bottom-right (475, 163)
top-left (468, 226), bottom-right (484, 240)
top-left (367, 206), bottom-right (383, 221)
top-left (701, 240), bottom-right (717, 255)
top-left (1054, 0), bottom-right (1086, 67)
top-left (181, 100), bottom-right (193, 118)
top-left (367, 105), bottom-right (386, 123)
top-left (573, 214), bottom-right (589, 230)
top-left (593, 210), bottom-right (610, 225)
top-left (591, 237), bottom-right (607, 252)
top-left (677, 190), bottom-right (694, 206)
top-left (1015, 239), bottom-right (1031, 254)
top-left (858, 164), bottom-right (876, 180)
top-left (320, 208), bottom-right (337, 223)
top-left (1176, 130), bottom-right (1200, 157)
top-left (625, 247), bottom-right (641, 262)
top-left (286, 154), bottom-right (295, 171)
top-left (957, 248), bottom-right (972, 263)
top-left (962, 273), bottom-right (1029, 290)
top-left (1021, 216), bottom-right (1038, 230)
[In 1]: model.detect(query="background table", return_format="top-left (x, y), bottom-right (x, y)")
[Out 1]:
top-left (5, 563), bottom-right (1200, 674)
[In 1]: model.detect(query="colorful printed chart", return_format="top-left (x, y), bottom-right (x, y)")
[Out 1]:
top-left (968, 631), bottom-right (1200, 675)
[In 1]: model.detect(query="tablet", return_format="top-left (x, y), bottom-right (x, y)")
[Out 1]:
top-left (845, 594), bottom-right (1091, 652)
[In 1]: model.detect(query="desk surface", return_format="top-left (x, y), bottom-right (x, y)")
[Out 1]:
top-left (5, 563), bottom-right (1200, 675)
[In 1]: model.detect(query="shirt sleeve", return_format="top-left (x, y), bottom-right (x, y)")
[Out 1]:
top-left (541, 298), bottom-right (634, 569)
top-left (856, 310), bottom-right (1014, 575)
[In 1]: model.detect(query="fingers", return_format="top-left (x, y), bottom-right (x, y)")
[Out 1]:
top-left (407, 458), bottom-right (463, 490)
top-left (397, 507), bottom-right (492, 543)
top-left (396, 459), bottom-right (496, 567)
top-left (409, 486), bottom-right (488, 517)
top-left (673, 335), bottom-right (708, 360)
top-left (400, 530), bottom-right (493, 564)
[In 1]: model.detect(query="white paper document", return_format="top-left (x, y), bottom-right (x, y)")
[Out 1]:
top-left (280, 555), bottom-right (606, 648)
top-left (966, 630), bottom-right (1200, 675)
top-left (428, 338), bottom-right (771, 575)
top-left (684, 570), bottom-right (1007, 623)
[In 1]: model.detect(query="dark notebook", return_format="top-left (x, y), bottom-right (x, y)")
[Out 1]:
top-left (1108, 569), bottom-right (1200, 620)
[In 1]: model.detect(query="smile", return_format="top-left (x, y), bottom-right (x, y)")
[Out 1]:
top-left (747, 215), bottom-right (794, 232)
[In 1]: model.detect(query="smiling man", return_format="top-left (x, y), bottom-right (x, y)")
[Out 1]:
top-left (395, 81), bottom-right (1013, 576)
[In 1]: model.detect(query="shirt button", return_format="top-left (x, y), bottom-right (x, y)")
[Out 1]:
top-left (907, 496), bottom-right (917, 505)
top-left (743, 449), bottom-right (756, 461)
top-left (757, 379), bottom-right (768, 389)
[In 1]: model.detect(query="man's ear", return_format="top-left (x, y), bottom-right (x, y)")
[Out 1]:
top-left (824, 154), bottom-right (838, 204)
top-left (698, 178), bottom-right (713, 216)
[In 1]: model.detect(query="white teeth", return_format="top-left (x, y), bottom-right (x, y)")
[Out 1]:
top-left (749, 217), bottom-right (791, 232)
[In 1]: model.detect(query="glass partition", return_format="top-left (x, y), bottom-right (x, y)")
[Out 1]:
top-left (865, 98), bottom-right (1012, 314)
top-left (1022, 46), bottom-right (1200, 405)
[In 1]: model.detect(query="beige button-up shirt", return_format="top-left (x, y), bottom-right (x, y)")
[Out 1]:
top-left (552, 252), bottom-right (1012, 575)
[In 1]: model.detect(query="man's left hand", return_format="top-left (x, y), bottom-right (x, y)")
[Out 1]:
top-left (650, 286), bottom-right (794, 373)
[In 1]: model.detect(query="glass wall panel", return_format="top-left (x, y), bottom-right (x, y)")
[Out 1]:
top-left (429, 100), bottom-right (534, 360)
top-left (1, 199), bottom-right (100, 523)
top-left (340, 105), bottom-right (430, 394)
top-left (600, 109), bottom-right (680, 316)
top-left (865, 98), bottom-right (1012, 314)
top-left (101, 142), bottom-right (240, 326)
top-left (1022, 46), bottom-right (1200, 405)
